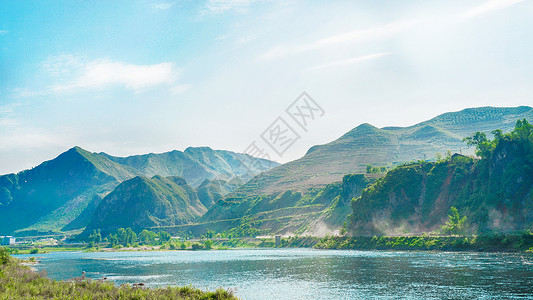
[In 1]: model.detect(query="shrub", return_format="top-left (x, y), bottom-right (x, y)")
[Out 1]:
top-left (191, 243), bottom-right (204, 250)
top-left (0, 247), bottom-right (9, 265)
top-left (29, 248), bottom-right (39, 254)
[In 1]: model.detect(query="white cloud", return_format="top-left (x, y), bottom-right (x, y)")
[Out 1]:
top-left (16, 56), bottom-right (186, 96)
top-left (52, 60), bottom-right (178, 92)
top-left (260, 20), bottom-right (417, 60)
top-left (0, 30), bottom-right (8, 35)
top-left (459, 0), bottom-right (527, 19)
top-left (307, 52), bottom-right (392, 71)
top-left (150, 2), bottom-right (174, 10)
top-left (204, 0), bottom-right (252, 14)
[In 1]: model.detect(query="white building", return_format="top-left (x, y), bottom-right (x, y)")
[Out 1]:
top-left (1, 236), bottom-right (16, 245)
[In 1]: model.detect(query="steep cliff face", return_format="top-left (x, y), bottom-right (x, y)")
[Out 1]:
top-left (82, 176), bottom-right (207, 236)
top-left (350, 139), bottom-right (533, 235)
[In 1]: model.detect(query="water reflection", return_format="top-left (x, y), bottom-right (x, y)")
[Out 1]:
top-left (16, 249), bottom-right (533, 299)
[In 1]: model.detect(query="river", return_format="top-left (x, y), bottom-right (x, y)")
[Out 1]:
top-left (16, 248), bottom-right (533, 299)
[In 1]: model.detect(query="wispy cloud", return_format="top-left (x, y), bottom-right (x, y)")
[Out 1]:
top-left (150, 2), bottom-right (174, 10)
top-left (204, 0), bottom-right (252, 14)
top-left (459, 0), bottom-right (527, 19)
top-left (51, 60), bottom-right (179, 92)
top-left (260, 20), bottom-right (417, 60)
top-left (17, 55), bottom-right (187, 96)
top-left (307, 52), bottom-right (392, 71)
top-left (0, 30), bottom-right (8, 35)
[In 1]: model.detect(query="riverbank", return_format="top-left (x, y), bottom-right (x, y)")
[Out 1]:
top-left (0, 247), bottom-right (238, 299)
top-left (315, 233), bottom-right (533, 252)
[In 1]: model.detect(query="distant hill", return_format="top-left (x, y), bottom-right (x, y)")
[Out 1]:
top-left (82, 176), bottom-right (207, 237)
top-left (234, 106), bottom-right (533, 196)
top-left (195, 106), bottom-right (533, 237)
top-left (101, 147), bottom-right (276, 187)
top-left (0, 147), bottom-right (278, 236)
top-left (350, 120), bottom-right (533, 234)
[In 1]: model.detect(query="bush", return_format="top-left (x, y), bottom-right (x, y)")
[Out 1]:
top-left (191, 243), bottom-right (204, 250)
top-left (0, 247), bottom-right (9, 265)
top-left (204, 240), bottom-right (213, 250)
top-left (29, 248), bottom-right (39, 254)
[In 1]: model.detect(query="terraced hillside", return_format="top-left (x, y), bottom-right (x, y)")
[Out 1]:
top-left (233, 106), bottom-right (533, 197)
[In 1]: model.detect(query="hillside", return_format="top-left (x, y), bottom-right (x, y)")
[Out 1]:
top-left (0, 147), bottom-right (278, 236)
top-left (102, 147), bottom-right (277, 187)
top-left (233, 106), bottom-right (533, 196)
top-left (193, 107), bottom-right (533, 237)
top-left (350, 119), bottom-right (533, 235)
top-left (0, 147), bottom-right (139, 235)
top-left (82, 176), bottom-right (207, 236)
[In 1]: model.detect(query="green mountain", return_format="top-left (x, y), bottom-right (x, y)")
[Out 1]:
top-left (234, 106), bottom-right (533, 196)
top-left (0, 146), bottom-right (278, 236)
top-left (350, 120), bottom-right (533, 235)
top-left (193, 107), bottom-right (533, 237)
top-left (102, 147), bottom-right (276, 187)
top-left (196, 178), bottom-right (242, 208)
top-left (82, 176), bottom-right (207, 236)
top-left (0, 147), bottom-right (139, 236)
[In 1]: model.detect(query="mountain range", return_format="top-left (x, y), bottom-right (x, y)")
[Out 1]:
top-left (0, 146), bottom-right (277, 236)
top-left (1, 106), bottom-right (531, 238)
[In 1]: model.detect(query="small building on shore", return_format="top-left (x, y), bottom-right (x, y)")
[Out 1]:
top-left (1, 236), bottom-right (16, 245)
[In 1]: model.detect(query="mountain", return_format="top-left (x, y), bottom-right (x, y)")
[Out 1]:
top-left (101, 147), bottom-right (276, 187)
top-left (0, 147), bottom-right (139, 236)
top-left (196, 178), bottom-right (242, 208)
top-left (0, 146), bottom-right (278, 236)
top-left (82, 176), bottom-right (207, 236)
top-left (192, 106), bottom-right (533, 237)
top-left (233, 106), bottom-right (533, 196)
top-left (350, 120), bottom-right (533, 234)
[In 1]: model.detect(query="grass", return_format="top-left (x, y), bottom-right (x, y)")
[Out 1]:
top-left (0, 247), bottom-right (238, 300)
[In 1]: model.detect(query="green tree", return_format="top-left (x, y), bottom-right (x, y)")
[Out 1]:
top-left (88, 229), bottom-right (102, 244)
top-left (441, 207), bottom-right (467, 235)
top-left (366, 165), bottom-right (372, 174)
top-left (463, 132), bottom-right (494, 158)
top-left (159, 231), bottom-right (172, 243)
top-left (125, 228), bottom-right (137, 245)
top-left (204, 240), bottom-right (213, 250)
top-left (139, 230), bottom-right (158, 245)
top-left (116, 228), bottom-right (127, 246)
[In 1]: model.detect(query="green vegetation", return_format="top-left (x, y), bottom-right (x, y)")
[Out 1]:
top-left (441, 207), bottom-right (467, 235)
top-left (316, 232), bottom-right (533, 252)
top-left (81, 175), bottom-right (208, 238)
top-left (0, 248), bottom-right (237, 299)
top-left (350, 119), bottom-right (533, 235)
top-left (0, 145), bottom-right (277, 236)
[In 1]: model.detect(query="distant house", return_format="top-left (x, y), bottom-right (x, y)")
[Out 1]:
top-left (1, 236), bottom-right (16, 245)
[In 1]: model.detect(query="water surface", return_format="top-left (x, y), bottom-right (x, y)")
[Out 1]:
top-left (17, 249), bottom-right (533, 299)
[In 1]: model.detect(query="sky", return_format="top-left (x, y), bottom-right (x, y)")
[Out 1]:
top-left (1, 0), bottom-right (532, 174)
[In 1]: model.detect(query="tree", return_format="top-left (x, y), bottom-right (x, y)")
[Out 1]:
top-left (116, 228), bottom-right (127, 246)
top-left (88, 229), bottom-right (102, 244)
top-left (204, 240), bottom-right (213, 250)
top-left (366, 165), bottom-right (372, 174)
top-left (125, 228), bottom-right (137, 246)
top-left (159, 231), bottom-right (171, 243)
top-left (441, 207), bottom-right (467, 235)
top-left (139, 230), bottom-right (158, 245)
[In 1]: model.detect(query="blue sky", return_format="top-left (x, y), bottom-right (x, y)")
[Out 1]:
top-left (1, 0), bottom-right (532, 174)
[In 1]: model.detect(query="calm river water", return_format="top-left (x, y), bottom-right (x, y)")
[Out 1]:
top-left (16, 248), bottom-right (533, 299)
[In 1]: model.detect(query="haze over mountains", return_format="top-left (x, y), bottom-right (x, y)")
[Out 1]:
top-left (1, 106), bottom-right (531, 237)
top-left (0, 146), bottom-right (277, 235)
top-left (233, 106), bottom-right (533, 197)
